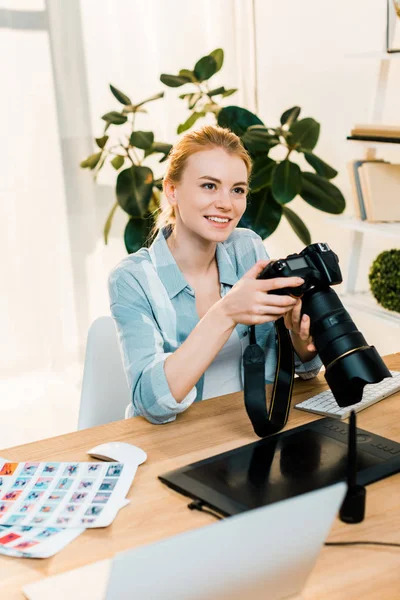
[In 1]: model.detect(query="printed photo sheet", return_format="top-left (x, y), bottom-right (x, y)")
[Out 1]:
top-left (0, 524), bottom-right (84, 559)
top-left (0, 460), bottom-right (137, 529)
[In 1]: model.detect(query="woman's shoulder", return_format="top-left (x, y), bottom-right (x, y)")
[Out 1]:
top-left (108, 247), bottom-right (154, 302)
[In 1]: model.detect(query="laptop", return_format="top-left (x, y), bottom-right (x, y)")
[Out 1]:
top-left (23, 482), bottom-right (346, 600)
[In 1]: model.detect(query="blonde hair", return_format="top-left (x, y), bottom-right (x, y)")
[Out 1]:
top-left (151, 125), bottom-right (252, 238)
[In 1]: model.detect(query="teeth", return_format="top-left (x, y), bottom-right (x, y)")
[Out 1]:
top-left (206, 216), bottom-right (229, 223)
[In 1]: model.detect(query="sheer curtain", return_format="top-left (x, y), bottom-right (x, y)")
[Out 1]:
top-left (0, 0), bottom-right (256, 446)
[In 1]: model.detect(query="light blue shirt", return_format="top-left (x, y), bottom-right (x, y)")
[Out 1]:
top-left (108, 226), bottom-right (322, 424)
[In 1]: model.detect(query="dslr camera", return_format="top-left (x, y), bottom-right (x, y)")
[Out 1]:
top-left (257, 242), bottom-right (391, 407)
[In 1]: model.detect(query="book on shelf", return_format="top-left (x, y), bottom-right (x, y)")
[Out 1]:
top-left (347, 161), bottom-right (400, 222)
top-left (350, 123), bottom-right (400, 139)
top-left (347, 159), bottom-right (387, 220)
top-left (358, 163), bottom-right (400, 222)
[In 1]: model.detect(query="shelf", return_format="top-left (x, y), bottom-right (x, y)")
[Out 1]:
top-left (347, 135), bottom-right (400, 144)
top-left (344, 52), bottom-right (400, 60)
top-left (340, 292), bottom-right (400, 326)
top-left (326, 216), bottom-right (400, 238)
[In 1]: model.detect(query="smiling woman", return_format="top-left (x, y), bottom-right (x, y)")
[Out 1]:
top-left (108, 125), bottom-right (321, 425)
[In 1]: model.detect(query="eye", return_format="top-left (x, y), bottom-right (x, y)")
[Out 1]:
top-left (233, 187), bottom-right (246, 195)
top-left (201, 182), bottom-right (216, 190)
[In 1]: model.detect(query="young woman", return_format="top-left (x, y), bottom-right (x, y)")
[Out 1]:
top-left (108, 125), bottom-right (321, 424)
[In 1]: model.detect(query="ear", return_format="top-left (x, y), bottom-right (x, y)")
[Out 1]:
top-left (164, 179), bottom-right (178, 207)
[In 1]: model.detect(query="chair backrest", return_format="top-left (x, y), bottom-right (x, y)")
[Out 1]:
top-left (78, 316), bottom-right (131, 430)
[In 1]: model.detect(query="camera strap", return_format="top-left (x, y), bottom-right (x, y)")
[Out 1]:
top-left (243, 318), bottom-right (295, 437)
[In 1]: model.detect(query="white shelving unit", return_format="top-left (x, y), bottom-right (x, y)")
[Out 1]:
top-left (326, 217), bottom-right (400, 326)
top-left (331, 49), bottom-right (400, 326)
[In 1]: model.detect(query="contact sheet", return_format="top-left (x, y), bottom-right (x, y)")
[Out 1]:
top-left (0, 459), bottom-right (137, 530)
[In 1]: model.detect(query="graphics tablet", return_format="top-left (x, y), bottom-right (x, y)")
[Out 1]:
top-left (159, 418), bottom-right (400, 516)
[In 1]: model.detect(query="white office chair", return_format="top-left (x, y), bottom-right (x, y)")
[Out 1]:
top-left (78, 316), bottom-right (132, 430)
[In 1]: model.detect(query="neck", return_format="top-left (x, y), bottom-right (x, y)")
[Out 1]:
top-left (166, 223), bottom-right (217, 276)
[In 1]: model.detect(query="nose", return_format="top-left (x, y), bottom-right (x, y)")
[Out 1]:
top-left (214, 188), bottom-right (233, 211)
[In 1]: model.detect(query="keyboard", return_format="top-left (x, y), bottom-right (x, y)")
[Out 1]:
top-left (295, 370), bottom-right (400, 419)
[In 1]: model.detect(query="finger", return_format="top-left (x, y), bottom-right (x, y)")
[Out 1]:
top-left (307, 342), bottom-right (317, 352)
top-left (300, 314), bottom-right (311, 341)
top-left (244, 259), bottom-right (272, 280)
top-left (258, 276), bottom-right (304, 292)
top-left (255, 304), bottom-right (296, 316)
top-left (291, 299), bottom-right (302, 329)
top-left (256, 292), bottom-right (297, 307)
top-left (283, 310), bottom-right (293, 331)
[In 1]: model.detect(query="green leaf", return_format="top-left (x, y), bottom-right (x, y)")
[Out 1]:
top-left (80, 151), bottom-right (102, 169)
top-left (289, 118), bottom-right (320, 150)
top-left (242, 125), bottom-right (279, 154)
top-left (95, 135), bottom-right (109, 149)
top-left (130, 131), bottom-right (154, 150)
top-left (239, 188), bottom-right (282, 239)
top-left (303, 152), bottom-right (338, 179)
top-left (280, 106), bottom-right (301, 126)
top-left (179, 69), bottom-right (197, 82)
top-left (124, 216), bottom-right (154, 253)
top-left (135, 91), bottom-right (164, 108)
top-left (221, 88), bottom-right (237, 98)
top-left (208, 86), bottom-right (225, 96)
top-left (177, 111), bottom-right (206, 134)
top-left (101, 111), bottom-right (127, 125)
top-left (250, 156), bottom-right (276, 192)
top-left (194, 55), bottom-right (217, 81)
top-left (300, 172), bottom-right (346, 214)
top-left (144, 142), bottom-right (172, 158)
top-left (209, 48), bottom-right (224, 72)
top-left (272, 160), bottom-right (302, 204)
top-left (116, 165), bottom-right (154, 217)
top-left (160, 73), bottom-right (192, 87)
top-left (282, 205), bottom-right (311, 245)
top-left (111, 155), bottom-right (124, 170)
top-left (103, 201), bottom-right (119, 244)
top-left (109, 84), bottom-right (132, 105)
top-left (217, 106), bottom-right (264, 136)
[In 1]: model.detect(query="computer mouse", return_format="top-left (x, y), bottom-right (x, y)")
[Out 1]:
top-left (87, 442), bottom-right (147, 465)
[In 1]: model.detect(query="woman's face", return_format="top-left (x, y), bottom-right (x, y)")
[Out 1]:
top-left (166, 147), bottom-right (248, 242)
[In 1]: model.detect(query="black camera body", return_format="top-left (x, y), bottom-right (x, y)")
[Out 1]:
top-left (257, 242), bottom-right (391, 408)
top-left (257, 242), bottom-right (342, 297)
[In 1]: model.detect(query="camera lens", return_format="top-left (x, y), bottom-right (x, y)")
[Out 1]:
top-left (302, 288), bottom-right (391, 407)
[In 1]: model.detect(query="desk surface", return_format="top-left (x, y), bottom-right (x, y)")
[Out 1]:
top-left (1, 354), bottom-right (399, 600)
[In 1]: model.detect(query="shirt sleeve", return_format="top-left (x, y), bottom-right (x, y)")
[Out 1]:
top-left (250, 231), bottom-right (322, 380)
top-left (108, 270), bottom-right (197, 425)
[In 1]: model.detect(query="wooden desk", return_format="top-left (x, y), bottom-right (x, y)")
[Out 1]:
top-left (1, 354), bottom-right (399, 600)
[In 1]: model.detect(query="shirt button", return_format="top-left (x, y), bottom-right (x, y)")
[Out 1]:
top-left (243, 331), bottom-right (248, 337)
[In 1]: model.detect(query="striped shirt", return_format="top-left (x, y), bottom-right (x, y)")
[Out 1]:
top-left (108, 226), bottom-right (322, 424)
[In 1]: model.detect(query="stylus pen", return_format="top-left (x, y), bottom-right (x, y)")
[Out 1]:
top-left (348, 410), bottom-right (356, 489)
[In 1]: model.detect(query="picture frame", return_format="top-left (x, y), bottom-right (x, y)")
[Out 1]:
top-left (386, 0), bottom-right (400, 53)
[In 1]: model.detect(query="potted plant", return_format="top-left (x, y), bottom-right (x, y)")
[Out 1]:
top-left (369, 249), bottom-right (400, 313)
top-left (81, 49), bottom-right (345, 253)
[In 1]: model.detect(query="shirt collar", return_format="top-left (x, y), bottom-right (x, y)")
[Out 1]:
top-left (149, 226), bottom-right (239, 299)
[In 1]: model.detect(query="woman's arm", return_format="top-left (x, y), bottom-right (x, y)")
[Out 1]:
top-left (109, 270), bottom-right (238, 422)
top-left (164, 304), bottom-right (235, 402)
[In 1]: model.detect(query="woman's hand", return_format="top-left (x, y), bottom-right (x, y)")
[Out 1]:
top-left (217, 260), bottom-right (305, 327)
top-left (284, 297), bottom-right (317, 361)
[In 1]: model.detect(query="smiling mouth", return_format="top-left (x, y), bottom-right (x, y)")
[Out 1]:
top-left (204, 216), bottom-right (231, 223)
